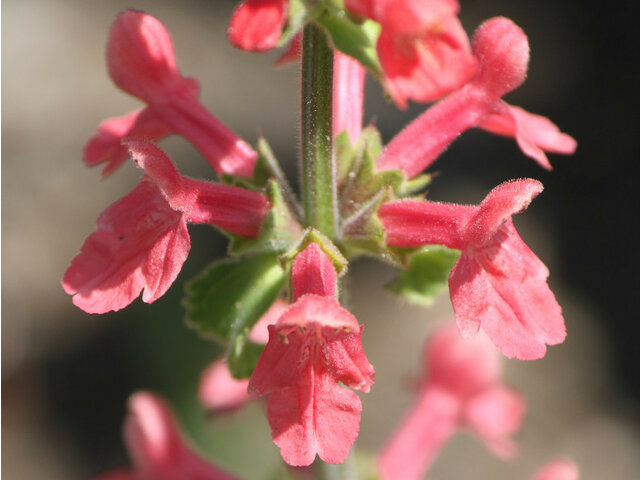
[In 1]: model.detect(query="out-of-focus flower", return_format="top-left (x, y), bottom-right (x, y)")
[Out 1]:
top-left (532, 459), bottom-right (580, 480)
top-left (198, 299), bottom-right (289, 412)
top-left (92, 392), bottom-right (242, 480)
top-left (378, 325), bottom-right (524, 480)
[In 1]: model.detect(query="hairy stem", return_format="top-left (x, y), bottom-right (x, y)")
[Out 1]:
top-left (301, 23), bottom-right (336, 237)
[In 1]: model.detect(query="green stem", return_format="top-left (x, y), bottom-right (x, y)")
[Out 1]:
top-left (301, 23), bottom-right (336, 238)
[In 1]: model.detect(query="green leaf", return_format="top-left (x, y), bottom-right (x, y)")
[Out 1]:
top-left (228, 179), bottom-right (303, 255)
top-left (317, 11), bottom-right (382, 76)
top-left (184, 252), bottom-right (286, 346)
top-left (388, 247), bottom-right (460, 307)
top-left (227, 339), bottom-right (265, 379)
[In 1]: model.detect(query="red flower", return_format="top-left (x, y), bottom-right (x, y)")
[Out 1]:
top-left (86, 10), bottom-right (257, 177)
top-left (228, 0), bottom-right (289, 52)
top-left (248, 243), bottom-right (374, 466)
top-left (346, 0), bottom-right (477, 108)
top-left (379, 179), bottom-right (566, 359)
top-left (91, 392), bottom-right (242, 480)
top-left (378, 325), bottom-right (524, 480)
top-left (376, 17), bottom-right (576, 178)
top-left (62, 141), bottom-right (268, 313)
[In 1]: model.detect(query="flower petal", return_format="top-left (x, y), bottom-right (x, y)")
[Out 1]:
top-left (333, 51), bottom-right (366, 142)
top-left (267, 374), bottom-right (362, 466)
top-left (425, 324), bottom-right (502, 398)
top-left (532, 460), bottom-right (580, 480)
top-left (291, 243), bottom-right (337, 301)
top-left (379, 5), bottom-right (477, 107)
top-left (228, 0), bottom-right (288, 52)
top-left (463, 385), bottom-right (525, 458)
top-left (378, 387), bottom-right (459, 480)
top-left (480, 103), bottom-right (577, 170)
top-left (378, 200), bottom-right (475, 249)
top-left (107, 10), bottom-right (184, 104)
top-left (127, 140), bottom-right (268, 237)
top-left (199, 359), bottom-right (251, 413)
top-left (61, 181), bottom-right (188, 313)
top-left (464, 178), bottom-right (543, 247)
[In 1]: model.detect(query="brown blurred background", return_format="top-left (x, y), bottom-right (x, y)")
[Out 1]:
top-left (2, 0), bottom-right (639, 478)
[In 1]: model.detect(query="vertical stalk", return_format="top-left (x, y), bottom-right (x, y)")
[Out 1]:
top-left (301, 23), bottom-right (336, 237)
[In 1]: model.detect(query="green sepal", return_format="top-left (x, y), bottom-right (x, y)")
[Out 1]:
top-left (397, 173), bottom-right (432, 197)
top-left (387, 246), bottom-right (460, 307)
top-left (316, 9), bottom-right (382, 76)
top-left (339, 186), bottom-right (399, 261)
top-left (277, 0), bottom-right (310, 46)
top-left (336, 126), bottom-right (383, 189)
top-left (228, 179), bottom-right (303, 255)
top-left (184, 253), bottom-right (287, 377)
top-left (280, 227), bottom-right (348, 276)
top-left (339, 133), bottom-right (403, 219)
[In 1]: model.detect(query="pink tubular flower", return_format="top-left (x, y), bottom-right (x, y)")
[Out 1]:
top-left (228, 0), bottom-right (289, 52)
top-left (378, 325), bottom-right (524, 480)
top-left (83, 77), bottom-right (199, 177)
top-left (199, 299), bottom-right (289, 412)
top-left (532, 459), bottom-right (580, 480)
top-left (248, 243), bottom-right (374, 466)
top-left (62, 141), bottom-right (268, 313)
top-left (346, 0), bottom-right (477, 108)
top-left (376, 17), bottom-right (576, 178)
top-left (333, 51), bottom-right (366, 142)
top-left (198, 360), bottom-right (251, 414)
top-left (92, 392), bottom-right (242, 480)
top-left (378, 178), bottom-right (566, 360)
top-left (93, 10), bottom-right (256, 177)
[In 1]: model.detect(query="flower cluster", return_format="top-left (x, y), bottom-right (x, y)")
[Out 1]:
top-left (64, 2), bottom-right (579, 478)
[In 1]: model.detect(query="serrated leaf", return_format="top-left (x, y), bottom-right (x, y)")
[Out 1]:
top-left (317, 11), bottom-right (382, 76)
top-left (228, 179), bottom-right (303, 255)
top-left (388, 247), bottom-right (460, 307)
top-left (184, 253), bottom-right (286, 346)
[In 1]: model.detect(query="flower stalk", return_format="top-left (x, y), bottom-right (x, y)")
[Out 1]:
top-left (301, 23), bottom-right (336, 238)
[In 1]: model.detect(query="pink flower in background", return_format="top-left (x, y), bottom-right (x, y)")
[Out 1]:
top-left (346, 0), bottom-right (477, 108)
top-left (92, 392), bottom-right (242, 480)
top-left (379, 179), bottom-right (566, 359)
top-left (249, 243), bottom-right (374, 466)
top-left (378, 325), bottom-right (524, 480)
top-left (90, 10), bottom-right (257, 177)
top-left (228, 0), bottom-right (289, 52)
top-left (198, 360), bottom-right (251, 414)
top-left (333, 51), bottom-right (366, 142)
top-left (62, 141), bottom-right (268, 313)
top-left (376, 17), bottom-right (576, 177)
top-left (199, 299), bottom-right (289, 412)
top-left (532, 459), bottom-right (580, 480)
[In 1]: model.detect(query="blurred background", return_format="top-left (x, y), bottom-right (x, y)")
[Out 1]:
top-left (2, 0), bottom-right (639, 478)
